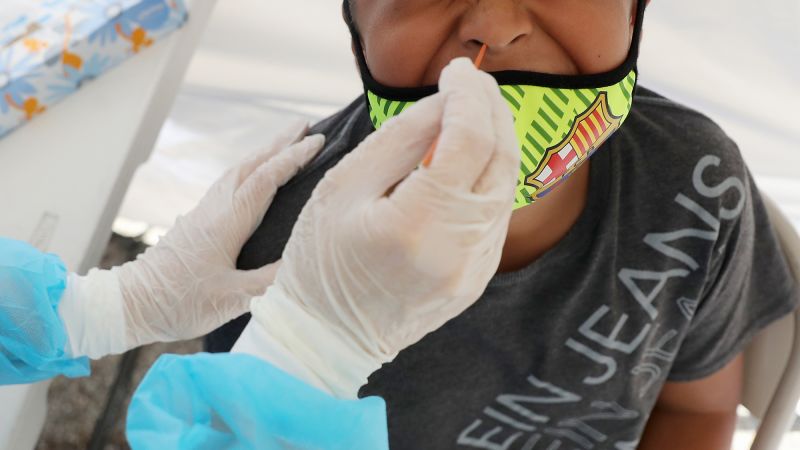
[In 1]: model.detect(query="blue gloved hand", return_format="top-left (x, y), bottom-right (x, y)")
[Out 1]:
top-left (0, 238), bottom-right (89, 385)
top-left (127, 353), bottom-right (389, 450)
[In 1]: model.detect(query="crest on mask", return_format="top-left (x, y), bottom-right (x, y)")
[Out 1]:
top-left (526, 92), bottom-right (621, 195)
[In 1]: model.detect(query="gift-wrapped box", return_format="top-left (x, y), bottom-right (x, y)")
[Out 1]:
top-left (0, 0), bottom-right (188, 138)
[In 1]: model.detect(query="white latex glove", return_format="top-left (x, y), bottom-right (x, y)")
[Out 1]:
top-left (233, 59), bottom-right (521, 398)
top-left (59, 123), bottom-right (325, 359)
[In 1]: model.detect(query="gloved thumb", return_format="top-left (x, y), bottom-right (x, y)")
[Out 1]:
top-left (236, 260), bottom-right (283, 297)
top-left (234, 120), bottom-right (310, 184)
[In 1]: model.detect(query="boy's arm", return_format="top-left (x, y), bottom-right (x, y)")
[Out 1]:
top-left (638, 354), bottom-right (744, 450)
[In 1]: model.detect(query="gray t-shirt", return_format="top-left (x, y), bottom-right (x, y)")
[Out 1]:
top-left (206, 87), bottom-right (799, 449)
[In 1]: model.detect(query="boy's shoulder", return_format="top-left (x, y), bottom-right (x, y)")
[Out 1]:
top-left (622, 86), bottom-right (748, 180)
top-left (611, 87), bottom-right (757, 250)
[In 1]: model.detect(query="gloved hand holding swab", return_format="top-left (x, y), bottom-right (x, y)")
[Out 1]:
top-left (234, 57), bottom-right (521, 399)
top-left (421, 43), bottom-right (488, 168)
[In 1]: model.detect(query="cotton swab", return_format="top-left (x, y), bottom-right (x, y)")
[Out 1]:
top-left (421, 43), bottom-right (489, 168)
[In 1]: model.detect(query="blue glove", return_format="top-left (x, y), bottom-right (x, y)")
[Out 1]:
top-left (127, 353), bottom-right (389, 450)
top-left (0, 238), bottom-right (90, 385)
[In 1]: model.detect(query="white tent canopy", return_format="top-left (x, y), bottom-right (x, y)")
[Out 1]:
top-left (118, 0), bottom-right (800, 231)
top-left (639, 0), bottom-right (800, 178)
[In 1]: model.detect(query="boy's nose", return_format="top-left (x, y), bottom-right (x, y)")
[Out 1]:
top-left (458, 0), bottom-right (534, 51)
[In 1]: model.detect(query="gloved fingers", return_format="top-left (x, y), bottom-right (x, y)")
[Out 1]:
top-left (318, 94), bottom-right (444, 202)
top-left (270, 119), bottom-right (313, 153)
top-left (235, 134), bottom-right (325, 221)
top-left (236, 260), bottom-right (283, 296)
top-left (234, 120), bottom-right (311, 184)
top-left (472, 75), bottom-right (522, 196)
top-left (424, 58), bottom-right (497, 190)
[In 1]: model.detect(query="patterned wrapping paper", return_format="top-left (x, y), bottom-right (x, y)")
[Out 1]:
top-left (0, 0), bottom-right (188, 139)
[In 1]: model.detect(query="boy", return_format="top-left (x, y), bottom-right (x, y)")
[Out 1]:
top-left (207, 1), bottom-right (798, 448)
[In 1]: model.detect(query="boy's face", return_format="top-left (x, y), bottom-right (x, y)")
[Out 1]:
top-left (349, 0), bottom-right (645, 88)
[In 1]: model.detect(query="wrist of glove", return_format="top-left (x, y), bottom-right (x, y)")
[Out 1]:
top-left (59, 270), bottom-right (128, 359)
top-left (58, 252), bottom-right (274, 360)
top-left (233, 285), bottom-right (386, 399)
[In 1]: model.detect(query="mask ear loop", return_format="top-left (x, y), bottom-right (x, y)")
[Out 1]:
top-left (342, 1), bottom-right (372, 92)
top-left (342, 1), bottom-right (381, 114)
top-left (628, 0), bottom-right (647, 71)
top-left (623, 0), bottom-right (647, 99)
top-left (343, 0), bottom-right (441, 101)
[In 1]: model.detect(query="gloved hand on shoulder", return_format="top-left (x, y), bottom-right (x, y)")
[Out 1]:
top-left (59, 123), bottom-right (324, 359)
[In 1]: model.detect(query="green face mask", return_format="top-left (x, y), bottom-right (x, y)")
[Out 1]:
top-left (344, 0), bottom-right (646, 209)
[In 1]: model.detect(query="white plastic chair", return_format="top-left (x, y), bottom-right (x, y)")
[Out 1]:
top-left (742, 192), bottom-right (800, 450)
